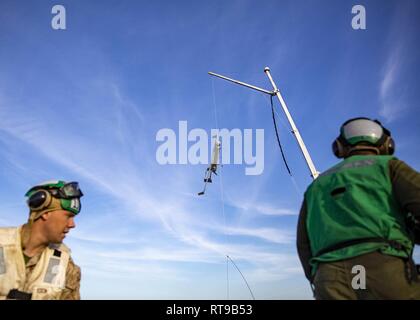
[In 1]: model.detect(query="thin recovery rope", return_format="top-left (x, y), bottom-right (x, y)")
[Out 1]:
top-left (212, 79), bottom-right (230, 300)
top-left (211, 79), bottom-right (255, 300)
top-left (198, 80), bottom-right (221, 196)
top-left (227, 255), bottom-right (256, 300)
top-left (270, 95), bottom-right (292, 176)
top-left (218, 164), bottom-right (229, 299)
top-left (212, 79), bottom-right (220, 130)
top-left (226, 254), bottom-right (230, 300)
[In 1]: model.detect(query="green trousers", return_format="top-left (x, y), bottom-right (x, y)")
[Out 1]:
top-left (313, 251), bottom-right (420, 300)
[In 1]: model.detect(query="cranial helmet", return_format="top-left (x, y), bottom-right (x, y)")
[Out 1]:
top-left (25, 180), bottom-right (84, 220)
top-left (332, 117), bottom-right (395, 158)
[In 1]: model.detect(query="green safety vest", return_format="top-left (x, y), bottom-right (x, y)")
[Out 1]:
top-left (305, 155), bottom-right (413, 273)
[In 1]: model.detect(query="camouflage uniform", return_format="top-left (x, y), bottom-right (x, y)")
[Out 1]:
top-left (0, 224), bottom-right (81, 300)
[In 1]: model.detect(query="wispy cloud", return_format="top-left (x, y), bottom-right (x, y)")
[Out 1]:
top-left (71, 232), bottom-right (300, 280)
top-left (378, 3), bottom-right (417, 124)
top-left (223, 226), bottom-right (294, 244)
top-left (379, 46), bottom-right (407, 123)
top-left (69, 232), bottom-right (137, 245)
top-left (228, 199), bottom-right (298, 216)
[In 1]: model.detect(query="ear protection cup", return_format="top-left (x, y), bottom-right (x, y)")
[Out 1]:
top-left (332, 137), bottom-right (347, 158)
top-left (27, 190), bottom-right (52, 211)
top-left (388, 137), bottom-right (395, 155)
top-left (380, 136), bottom-right (395, 155)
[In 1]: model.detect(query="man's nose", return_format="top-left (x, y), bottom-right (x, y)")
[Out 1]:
top-left (68, 217), bottom-right (76, 229)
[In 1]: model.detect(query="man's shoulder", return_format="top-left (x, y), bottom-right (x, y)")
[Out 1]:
top-left (62, 246), bottom-right (81, 279)
top-left (68, 257), bottom-right (81, 273)
top-left (388, 157), bottom-right (409, 169)
top-left (388, 157), bottom-right (418, 172)
top-left (388, 158), bottom-right (420, 182)
top-left (0, 226), bottom-right (19, 233)
top-left (65, 256), bottom-right (81, 291)
top-left (0, 226), bottom-right (19, 245)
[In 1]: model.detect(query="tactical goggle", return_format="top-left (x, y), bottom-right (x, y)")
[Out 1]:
top-left (60, 197), bottom-right (82, 215)
top-left (49, 182), bottom-right (84, 199)
top-left (51, 182), bottom-right (83, 215)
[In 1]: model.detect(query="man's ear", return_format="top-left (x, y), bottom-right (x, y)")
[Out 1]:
top-left (40, 212), bottom-right (50, 221)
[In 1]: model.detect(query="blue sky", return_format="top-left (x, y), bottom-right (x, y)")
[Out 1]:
top-left (0, 0), bottom-right (419, 299)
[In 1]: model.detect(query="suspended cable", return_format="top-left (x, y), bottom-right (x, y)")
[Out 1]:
top-left (257, 92), bottom-right (304, 199)
top-left (212, 79), bottom-right (229, 299)
top-left (211, 79), bottom-right (220, 130)
top-left (226, 253), bottom-right (230, 300)
top-left (211, 78), bottom-right (255, 300)
top-left (227, 255), bottom-right (256, 300)
top-left (261, 93), bottom-right (289, 132)
top-left (270, 95), bottom-right (292, 176)
top-left (218, 165), bottom-right (229, 299)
